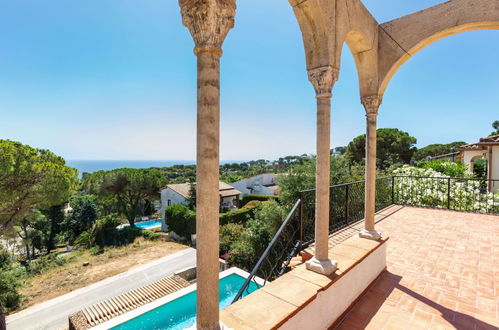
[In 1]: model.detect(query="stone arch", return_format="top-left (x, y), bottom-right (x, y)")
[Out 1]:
top-left (344, 29), bottom-right (378, 97)
top-left (378, 0), bottom-right (499, 95)
top-left (289, 0), bottom-right (336, 70)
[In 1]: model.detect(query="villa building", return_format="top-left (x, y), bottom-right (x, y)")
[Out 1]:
top-left (458, 134), bottom-right (499, 192)
top-left (229, 173), bottom-right (279, 197)
top-left (160, 182), bottom-right (241, 231)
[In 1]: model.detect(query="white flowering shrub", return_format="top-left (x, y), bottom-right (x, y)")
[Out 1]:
top-left (393, 165), bottom-right (499, 214)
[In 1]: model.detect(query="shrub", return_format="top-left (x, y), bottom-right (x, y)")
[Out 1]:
top-left (219, 223), bottom-right (245, 254)
top-left (0, 270), bottom-right (22, 312)
top-left (25, 253), bottom-right (74, 275)
top-left (140, 229), bottom-right (159, 241)
top-left (92, 216), bottom-right (121, 248)
top-left (165, 204), bottom-right (196, 240)
top-left (226, 201), bottom-right (288, 271)
top-left (240, 194), bottom-right (278, 207)
top-left (0, 248), bottom-right (11, 269)
top-left (415, 160), bottom-right (469, 178)
top-left (62, 195), bottom-right (98, 241)
top-left (89, 246), bottom-right (103, 256)
top-left (74, 230), bottom-right (93, 249)
top-left (0, 247), bottom-right (22, 312)
top-left (219, 201), bottom-right (263, 226)
top-left (393, 165), bottom-right (499, 213)
top-left (227, 239), bottom-right (256, 271)
top-left (75, 215), bottom-right (159, 250)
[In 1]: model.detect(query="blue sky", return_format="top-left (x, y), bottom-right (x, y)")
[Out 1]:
top-left (0, 0), bottom-right (498, 161)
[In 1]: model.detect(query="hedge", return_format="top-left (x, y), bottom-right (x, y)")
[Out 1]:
top-left (165, 201), bottom-right (265, 240)
top-left (165, 204), bottom-right (196, 240)
top-left (240, 194), bottom-right (278, 207)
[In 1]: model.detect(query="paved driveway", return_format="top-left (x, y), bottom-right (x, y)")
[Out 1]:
top-left (7, 248), bottom-right (196, 330)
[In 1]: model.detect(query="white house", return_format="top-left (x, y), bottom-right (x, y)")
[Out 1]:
top-left (230, 173), bottom-right (279, 197)
top-left (458, 134), bottom-right (499, 192)
top-left (160, 182), bottom-right (241, 231)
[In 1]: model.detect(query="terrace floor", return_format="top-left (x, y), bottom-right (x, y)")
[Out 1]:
top-left (335, 206), bottom-right (499, 330)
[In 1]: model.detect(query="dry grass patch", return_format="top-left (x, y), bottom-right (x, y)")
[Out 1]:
top-left (19, 237), bottom-right (186, 309)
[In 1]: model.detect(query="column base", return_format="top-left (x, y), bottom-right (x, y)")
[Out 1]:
top-left (359, 229), bottom-right (382, 241)
top-left (305, 257), bottom-right (338, 275)
top-left (186, 322), bottom-right (232, 330)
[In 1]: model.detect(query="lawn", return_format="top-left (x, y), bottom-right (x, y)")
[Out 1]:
top-left (18, 237), bottom-right (187, 310)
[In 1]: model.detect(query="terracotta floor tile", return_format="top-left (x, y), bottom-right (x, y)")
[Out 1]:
top-left (334, 206), bottom-right (499, 330)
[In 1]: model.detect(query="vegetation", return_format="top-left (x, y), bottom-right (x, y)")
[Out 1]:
top-left (490, 120), bottom-right (499, 136)
top-left (225, 201), bottom-right (288, 270)
top-left (415, 160), bottom-right (468, 178)
top-left (346, 128), bottom-right (417, 169)
top-left (219, 201), bottom-right (262, 225)
top-left (82, 168), bottom-right (166, 226)
top-left (0, 248), bottom-right (22, 313)
top-left (412, 141), bottom-right (466, 161)
top-left (240, 194), bottom-right (278, 207)
top-left (0, 140), bottom-right (77, 232)
top-left (62, 195), bottom-right (98, 242)
top-left (393, 165), bottom-right (499, 213)
top-left (1, 122), bottom-right (495, 314)
top-left (164, 204), bottom-right (196, 240)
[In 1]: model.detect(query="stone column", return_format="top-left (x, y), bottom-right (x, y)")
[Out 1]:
top-left (179, 1), bottom-right (236, 329)
top-left (359, 95), bottom-right (382, 240)
top-left (305, 66), bottom-right (338, 275)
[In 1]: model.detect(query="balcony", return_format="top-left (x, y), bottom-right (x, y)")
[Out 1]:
top-left (222, 205), bottom-right (498, 329)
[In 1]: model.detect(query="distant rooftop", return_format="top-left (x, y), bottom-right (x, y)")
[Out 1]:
top-left (458, 134), bottom-right (499, 151)
top-left (164, 182), bottom-right (241, 199)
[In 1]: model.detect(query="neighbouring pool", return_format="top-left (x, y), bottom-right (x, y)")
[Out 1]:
top-left (135, 220), bottom-right (162, 229)
top-left (111, 273), bottom-right (259, 330)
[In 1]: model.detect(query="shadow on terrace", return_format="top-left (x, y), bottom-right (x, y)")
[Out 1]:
top-left (230, 176), bottom-right (498, 329)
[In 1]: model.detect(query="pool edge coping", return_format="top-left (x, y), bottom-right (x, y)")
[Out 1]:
top-left (91, 267), bottom-right (261, 329)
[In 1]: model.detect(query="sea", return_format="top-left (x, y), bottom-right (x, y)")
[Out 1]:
top-left (66, 160), bottom-right (196, 176)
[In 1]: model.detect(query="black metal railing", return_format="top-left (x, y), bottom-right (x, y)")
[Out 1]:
top-left (232, 177), bottom-right (392, 303)
top-left (231, 199), bottom-right (302, 303)
top-left (232, 175), bottom-right (498, 304)
top-left (393, 176), bottom-right (499, 214)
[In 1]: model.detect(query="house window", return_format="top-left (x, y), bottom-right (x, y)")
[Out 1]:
top-left (167, 199), bottom-right (172, 206)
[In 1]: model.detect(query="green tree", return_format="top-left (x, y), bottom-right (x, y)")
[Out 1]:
top-left (0, 140), bottom-right (77, 233)
top-left (63, 195), bottom-right (98, 241)
top-left (277, 160), bottom-right (316, 206)
top-left (490, 120), bottom-right (499, 136)
top-left (331, 146), bottom-right (347, 155)
top-left (13, 210), bottom-right (49, 260)
top-left (219, 223), bottom-right (245, 255)
top-left (278, 156), bottom-right (366, 207)
top-left (228, 201), bottom-right (287, 270)
top-left (84, 168), bottom-right (165, 226)
top-left (346, 128), bottom-right (417, 169)
top-left (42, 204), bottom-right (65, 253)
top-left (412, 141), bottom-right (466, 161)
top-left (187, 183), bottom-right (196, 210)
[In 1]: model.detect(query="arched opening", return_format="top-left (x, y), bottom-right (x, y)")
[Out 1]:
top-left (470, 155), bottom-right (488, 179)
top-left (379, 22), bottom-right (499, 95)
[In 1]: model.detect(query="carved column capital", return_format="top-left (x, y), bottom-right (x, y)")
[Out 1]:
top-left (307, 66), bottom-right (339, 99)
top-left (179, 0), bottom-right (236, 56)
top-left (361, 95), bottom-right (383, 117)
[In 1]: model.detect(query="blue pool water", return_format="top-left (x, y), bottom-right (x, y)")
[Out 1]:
top-left (111, 273), bottom-right (259, 330)
top-left (135, 220), bottom-right (162, 229)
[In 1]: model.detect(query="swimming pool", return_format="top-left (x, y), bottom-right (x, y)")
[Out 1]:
top-left (134, 220), bottom-right (162, 229)
top-left (96, 269), bottom-right (260, 330)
